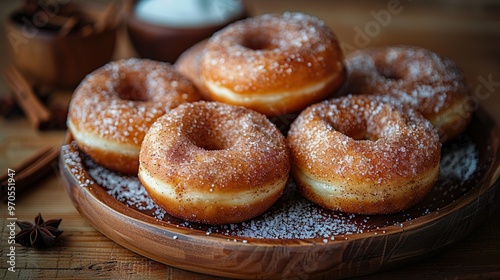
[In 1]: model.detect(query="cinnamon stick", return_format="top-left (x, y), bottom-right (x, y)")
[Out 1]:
top-left (1, 146), bottom-right (59, 202)
top-left (94, 2), bottom-right (118, 33)
top-left (4, 67), bottom-right (51, 129)
top-left (58, 15), bottom-right (80, 36)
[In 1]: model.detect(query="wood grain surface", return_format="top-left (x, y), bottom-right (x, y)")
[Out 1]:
top-left (1, 0), bottom-right (500, 279)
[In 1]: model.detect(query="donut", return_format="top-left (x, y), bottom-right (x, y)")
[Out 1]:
top-left (175, 39), bottom-right (211, 99)
top-left (198, 12), bottom-right (346, 116)
top-left (287, 95), bottom-right (441, 215)
top-left (344, 45), bottom-right (471, 142)
top-left (176, 39), bottom-right (301, 134)
top-left (138, 101), bottom-right (290, 225)
top-left (67, 58), bottom-right (201, 174)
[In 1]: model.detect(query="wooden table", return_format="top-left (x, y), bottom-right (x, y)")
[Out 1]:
top-left (1, 0), bottom-right (500, 279)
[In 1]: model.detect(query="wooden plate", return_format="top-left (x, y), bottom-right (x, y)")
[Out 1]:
top-left (60, 108), bottom-right (500, 279)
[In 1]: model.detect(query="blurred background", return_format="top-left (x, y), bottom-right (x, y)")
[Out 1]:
top-left (0, 0), bottom-right (499, 124)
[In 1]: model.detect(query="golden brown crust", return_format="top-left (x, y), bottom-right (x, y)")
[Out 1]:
top-left (72, 139), bottom-right (138, 175)
top-left (139, 168), bottom-right (285, 225)
top-left (287, 95), bottom-right (441, 214)
top-left (199, 12), bottom-right (346, 116)
top-left (67, 58), bottom-right (201, 174)
top-left (139, 101), bottom-right (291, 224)
top-left (175, 39), bottom-right (212, 100)
top-left (344, 46), bottom-right (471, 142)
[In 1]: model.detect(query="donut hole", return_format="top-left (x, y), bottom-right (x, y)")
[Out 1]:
top-left (344, 128), bottom-right (379, 142)
top-left (241, 34), bottom-right (273, 51)
top-left (116, 77), bottom-right (149, 102)
top-left (351, 132), bottom-right (379, 142)
top-left (187, 124), bottom-right (237, 151)
top-left (191, 135), bottom-right (231, 151)
top-left (324, 120), bottom-right (379, 142)
top-left (323, 106), bottom-right (396, 142)
top-left (377, 66), bottom-right (403, 81)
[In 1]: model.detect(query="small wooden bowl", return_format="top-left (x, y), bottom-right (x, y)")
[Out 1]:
top-left (5, 2), bottom-right (117, 89)
top-left (124, 0), bottom-right (247, 63)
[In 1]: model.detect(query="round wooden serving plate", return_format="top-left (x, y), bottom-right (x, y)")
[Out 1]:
top-left (60, 108), bottom-right (500, 279)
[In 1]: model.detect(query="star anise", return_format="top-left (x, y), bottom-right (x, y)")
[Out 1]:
top-left (15, 213), bottom-right (63, 248)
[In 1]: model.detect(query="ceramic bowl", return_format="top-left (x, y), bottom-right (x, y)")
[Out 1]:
top-left (5, 1), bottom-right (118, 89)
top-left (125, 0), bottom-right (247, 63)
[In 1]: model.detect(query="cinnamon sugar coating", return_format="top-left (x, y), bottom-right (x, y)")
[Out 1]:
top-left (175, 39), bottom-right (210, 99)
top-left (287, 95), bottom-right (441, 214)
top-left (139, 101), bottom-right (290, 224)
top-left (67, 58), bottom-right (201, 174)
top-left (200, 12), bottom-right (346, 116)
top-left (345, 46), bottom-right (471, 142)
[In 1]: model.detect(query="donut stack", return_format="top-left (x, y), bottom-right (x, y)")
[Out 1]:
top-left (67, 12), bottom-right (472, 225)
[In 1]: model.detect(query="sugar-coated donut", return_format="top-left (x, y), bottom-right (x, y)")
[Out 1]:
top-left (176, 39), bottom-right (302, 134)
top-left (67, 58), bottom-right (201, 174)
top-left (198, 12), bottom-right (346, 116)
top-left (175, 39), bottom-right (211, 99)
top-left (287, 95), bottom-right (441, 215)
top-left (345, 46), bottom-right (471, 142)
top-left (138, 101), bottom-right (291, 225)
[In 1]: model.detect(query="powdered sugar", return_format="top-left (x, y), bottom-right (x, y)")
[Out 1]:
top-left (439, 135), bottom-right (478, 182)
